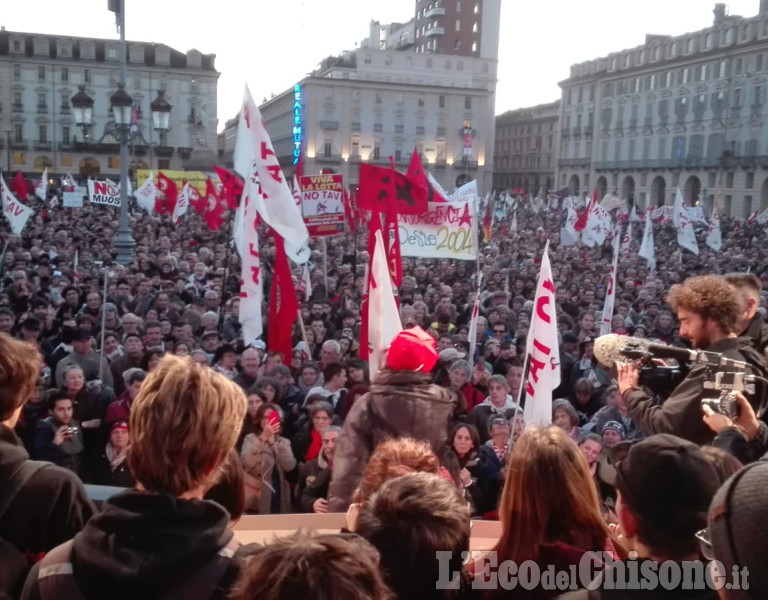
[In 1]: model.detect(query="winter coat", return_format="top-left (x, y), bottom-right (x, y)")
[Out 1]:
top-left (34, 418), bottom-right (85, 476)
top-left (296, 452), bottom-right (332, 513)
top-left (328, 369), bottom-right (457, 512)
top-left (240, 434), bottom-right (297, 515)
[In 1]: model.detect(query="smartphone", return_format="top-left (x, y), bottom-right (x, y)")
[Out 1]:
top-left (267, 411), bottom-right (280, 428)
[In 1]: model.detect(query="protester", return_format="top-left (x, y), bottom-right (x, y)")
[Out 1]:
top-left (88, 419), bottom-right (135, 488)
top-left (33, 391), bottom-right (85, 477)
top-left (21, 354), bottom-right (248, 600)
top-left (297, 425), bottom-right (341, 513)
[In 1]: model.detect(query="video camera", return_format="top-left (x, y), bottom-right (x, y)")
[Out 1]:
top-left (620, 340), bottom-right (756, 417)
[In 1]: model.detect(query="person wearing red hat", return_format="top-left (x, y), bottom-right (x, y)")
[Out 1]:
top-left (88, 420), bottom-right (135, 489)
top-left (328, 327), bottom-right (458, 512)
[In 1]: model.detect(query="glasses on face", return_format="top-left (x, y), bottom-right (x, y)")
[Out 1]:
top-left (695, 529), bottom-right (714, 560)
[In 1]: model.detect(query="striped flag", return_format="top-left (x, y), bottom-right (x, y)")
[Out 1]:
top-left (466, 273), bottom-right (483, 368)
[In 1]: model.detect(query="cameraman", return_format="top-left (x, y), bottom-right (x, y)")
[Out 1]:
top-left (617, 276), bottom-right (767, 445)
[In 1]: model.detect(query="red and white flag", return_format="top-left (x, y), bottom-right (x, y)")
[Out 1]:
top-left (173, 183), bottom-right (191, 224)
top-left (135, 171), bottom-right (157, 214)
top-left (673, 187), bottom-right (699, 255)
top-left (0, 174), bottom-right (34, 234)
top-left (521, 241), bottom-right (560, 426)
top-left (73, 250), bottom-right (80, 286)
top-left (367, 229), bottom-right (402, 373)
top-left (239, 192), bottom-right (264, 344)
top-left (466, 273), bottom-right (483, 368)
top-left (234, 86), bottom-right (310, 264)
top-left (706, 207), bottom-right (722, 251)
top-left (35, 168), bottom-right (48, 201)
top-left (621, 221), bottom-right (632, 260)
top-left (600, 229), bottom-right (621, 336)
top-left (302, 264), bottom-right (312, 300)
top-left (638, 208), bottom-right (656, 270)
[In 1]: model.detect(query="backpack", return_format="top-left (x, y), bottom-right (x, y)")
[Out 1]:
top-left (0, 460), bottom-right (51, 598)
top-left (36, 535), bottom-right (241, 600)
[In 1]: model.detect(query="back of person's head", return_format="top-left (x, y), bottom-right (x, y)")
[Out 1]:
top-left (496, 425), bottom-right (613, 562)
top-left (352, 438), bottom-right (440, 504)
top-left (122, 368), bottom-right (147, 387)
top-left (356, 472), bottom-right (470, 600)
top-left (708, 462), bottom-right (768, 600)
top-left (322, 361), bottom-right (345, 382)
top-left (700, 446), bottom-right (743, 485)
top-left (127, 355), bottom-right (246, 496)
top-left (229, 531), bottom-right (393, 600)
top-left (203, 448), bottom-right (245, 522)
top-left (0, 333), bottom-right (42, 424)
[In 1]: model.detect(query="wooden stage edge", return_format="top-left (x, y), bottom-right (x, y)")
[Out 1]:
top-left (232, 513), bottom-right (502, 550)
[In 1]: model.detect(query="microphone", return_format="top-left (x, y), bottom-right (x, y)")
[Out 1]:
top-left (645, 344), bottom-right (694, 364)
top-left (593, 334), bottom-right (650, 367)
top-left (646, 343), bottom-right (748, 370)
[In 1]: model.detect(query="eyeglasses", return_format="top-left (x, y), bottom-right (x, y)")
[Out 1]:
top-left (695, 529), bottom-right (714, 560)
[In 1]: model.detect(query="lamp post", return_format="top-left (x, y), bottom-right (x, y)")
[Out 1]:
top-left (109, 0), bottom-right (135, 266)
top-left (150, 90), bottom-right (172, 170)
top-left (71, 84), bottom-right (94, 141)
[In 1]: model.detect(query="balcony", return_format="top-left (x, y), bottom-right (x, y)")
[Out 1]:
top-left (425, 27), bottom-right (445, 37)
top-left (60, 105), bottom-right (71, 114)
top-left (36, 104), bottom-right (48, 114)
top-left (434, 158), bottom-right (447, 168)
top-left (374, 123), bottom-right (383, 133)
top-left (395, 125), bottom-right (404, 134)
top-left (13, 103), bottom-right (23, 113)
top-left (425, 6), bottom-right (446, 17)
top-left (582, 126), bottom-right (593, 136)
top-left (349, 153), bottom-right (361, 163)
top-left (319, 120), bottom-right (339, 130)
top-left (316, 153), bottom-right (341, 163)
top-left (465, 160), bottom-right (479, 170)
top-left (557, 158), bottom-right (591, 168)
top-left (74, 141), bottom-right (90, 151)
top-left (11, 141), bottom-right (28, 150)
top-left (34, 141), bottom-right (52, 151)
top-left (350, 122), bottom-right (361, 131)
top-left (416, 126), bottom-right (425, 135)
top-left (58, 142), bottom-right (73, 151)
top-left (561, 127), bottom-right (571, 137)
top-left (155, 145), bottom-right (174, 157)
top-left (96, 142), bottom-right (120, 154)
top-left (436, 127), bottom-right (446, 137)
top-left (178, 147), bottom-right (192, 160)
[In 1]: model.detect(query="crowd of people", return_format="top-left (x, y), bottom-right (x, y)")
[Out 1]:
top-left (1, 185), bottom-right (768, 599)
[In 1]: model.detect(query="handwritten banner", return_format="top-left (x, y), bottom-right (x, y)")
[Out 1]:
top-left (300, 174), bottom-right (345, 237)
top-left (398, 201), bottom-right (477, 259)
top-left (136, 169), bottom-right (214, 196)
top-left (62, 187), bottom-right (86, 208)
top-left (88, 180), bottom-right (121, 206)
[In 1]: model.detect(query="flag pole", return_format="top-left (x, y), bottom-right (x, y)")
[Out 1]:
top-left (297, 308), bottom-right (310, 353)
top-left (218, 206), bottom-right (237, 327)
top-left (322, 237), bottom-right (329, 294)
top-left (98, 267), bottom-right (109, 367)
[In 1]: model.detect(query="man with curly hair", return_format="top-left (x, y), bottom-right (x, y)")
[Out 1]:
top-left (617, 275), bottom-right (767, 445)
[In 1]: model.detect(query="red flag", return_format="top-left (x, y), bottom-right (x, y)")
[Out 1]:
top-left (357, 163), bottom-right (428, 215)
top-left (203, 178), bottom-right (226, 231)
top-left (406, 148), bottom-right (448, 203)
top-left (189, 182), bottom-right (206, 214)
top-left (13, 171), bottom-right (28, 201)
top-left (482, 195), bottom-right (493, 243)
top-left (574, 189), bottom-right (597, 233)
top-left (156, 173), bottom-right (178, 216)
top-left (360, 212), bottom-right (383, 363)
top-left (268, 234), bottom-right (299, 364)
top-left (385, 158), bottom-right (403, 287)
top-left (213, 166), bottom-right (243, 210)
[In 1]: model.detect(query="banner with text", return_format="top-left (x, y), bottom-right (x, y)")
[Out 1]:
top-left (299, 174), bottom-right (346, 237)
top-left (62, 186), bottom-right (86, 208)
top-left (398, 201), bottom-right (477, 259)
top-left (88, 179), bottom-right (121, 207)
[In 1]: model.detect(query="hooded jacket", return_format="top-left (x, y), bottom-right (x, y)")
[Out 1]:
top-left (327, 369), bottom-right (457, 512)
top-left (21, 491), bottom-right (241, 600)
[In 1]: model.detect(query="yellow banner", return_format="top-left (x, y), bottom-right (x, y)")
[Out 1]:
top-left (136, 169), bottom-right (217, 195)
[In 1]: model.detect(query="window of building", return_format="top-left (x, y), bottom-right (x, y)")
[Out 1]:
top-left (473, 21), bottom-right (478, 33)
top-left (757, 54), bottom-right (764, 72)
top-left (324, 142), bottom-right (332, 158)
top-left (60, 67), bottom-right (69, 83)
top-left (724, 29), bottom-right (733, 45)
top-left (13, 64), bottom-right (21, 81)
top-left (735, 57), bottom-right (743, 74)
top-left (38, 66), bottom-right (45, 81)
top-left (38, 125), bottom-right (47, 143)
top-left (107, 47), bottom-right (118, 60)
top-left (13, 40), bottom-right (21, 52)
top-left (60, 93), bottom-right (69, 111)
top-left (733, 88), bottom-right (742, 108)
top-left (351, 141), bottom-right (359, 156)
top-left (14, 124), bottom-right (23, 143)
top-left (439, 95), bottom-right (445, 108)
top-left (37, 93), bottom-right (46, 109)
top-left (84, 69), bottom-right (91, 83)
top-left (654, 46), bottom-right (662, 60)
top-left (395, 149), bottom-right (402, 162)
top-left (472, 41), bottom-right (478, 52)
top-left (373, 142), bottom-right (381, 160)
top-left (456, 19), bottom-right (461, 31)
top-left (746, 172), bottom-right (755, 188)
top-left (13, 91), bottom-right (22, 107)
top-left (686, 38), bottom-right (694, 53)
top-left (456, 0), bottom-right (461, 9)
top-left (62, 126), bottom-right (70, 144)
top-left (418, 96), bottom-right (425, 107)
top-left (465, 96), bottom-right (472, 109)
top-left (375, 91), bottom-right (382, 104)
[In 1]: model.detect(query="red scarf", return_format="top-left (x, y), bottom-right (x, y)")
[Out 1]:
top-left (305, 428), bottom-right (322, 462)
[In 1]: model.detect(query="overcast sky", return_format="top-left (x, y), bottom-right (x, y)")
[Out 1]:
top-left (3, 0), bottom-right (761, 129)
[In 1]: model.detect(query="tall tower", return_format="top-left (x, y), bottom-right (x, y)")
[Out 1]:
top-left (413, 0), bottom-right (500, 59)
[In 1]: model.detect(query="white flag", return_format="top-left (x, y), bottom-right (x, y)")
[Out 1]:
top-left (621, 221), bottom-right (632, 260)
top-left (757, 207), bottom-right (768, 225)
top-left (239, 192), bottom-right (264, 344)
top-left (135, 171), bottom-right (157, 214)
top-left (673, 187), bottom-right (699, 255)
top-left (302, 264), bottom-right (312, 300)
top-left (35, 168), bottom-right (48, 201)
top-left (0, 174), bottom-right (34, 234)
top-left (706, 207), bottom-right (722, 251)
top-left (686, 205), bottom-right (708, 225)
top-left (232, 195), bottom-right (246, 259)
top-left (292, 174), bottom-right (302, 209)
top-left (234, 85), bottom-right (310, 264)
top-left (49, 195), bottom-right (59, 208)
top-left (630, 203), bottom-right (641, 222)
top-left (584, 203), bottom-right (611, 247)
top-left (510, 211), bottom-right (517, 233)
top-left (600, 230), bottom-right (621, 336)
top-left (173, 183), bottom-right (191, 224)
top-left (522, 241), bottom-right (560, 426)
top-left (368, 229), bottom-right (402, 373)
top-left (639, 208), bottom-right (656, 270)
top-left (428, 173), bottom-right (450, 200)
top-left (466, 273), bottom-right (483, 368)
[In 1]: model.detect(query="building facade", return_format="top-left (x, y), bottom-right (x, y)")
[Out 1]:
top-left (493, 100), bottom-right (560, 194)
top-left (557, 2), bottom-right (768, 217)
top-left (413, 0), bottom-right (501, 58)
top-left (0, 28), bottom-right (219, 179)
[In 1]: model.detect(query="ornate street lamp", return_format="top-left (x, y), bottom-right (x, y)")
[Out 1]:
top-left (71, 84), bottom-right (95, 140)
top-left (150, 90), bottom-right (172, 145)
